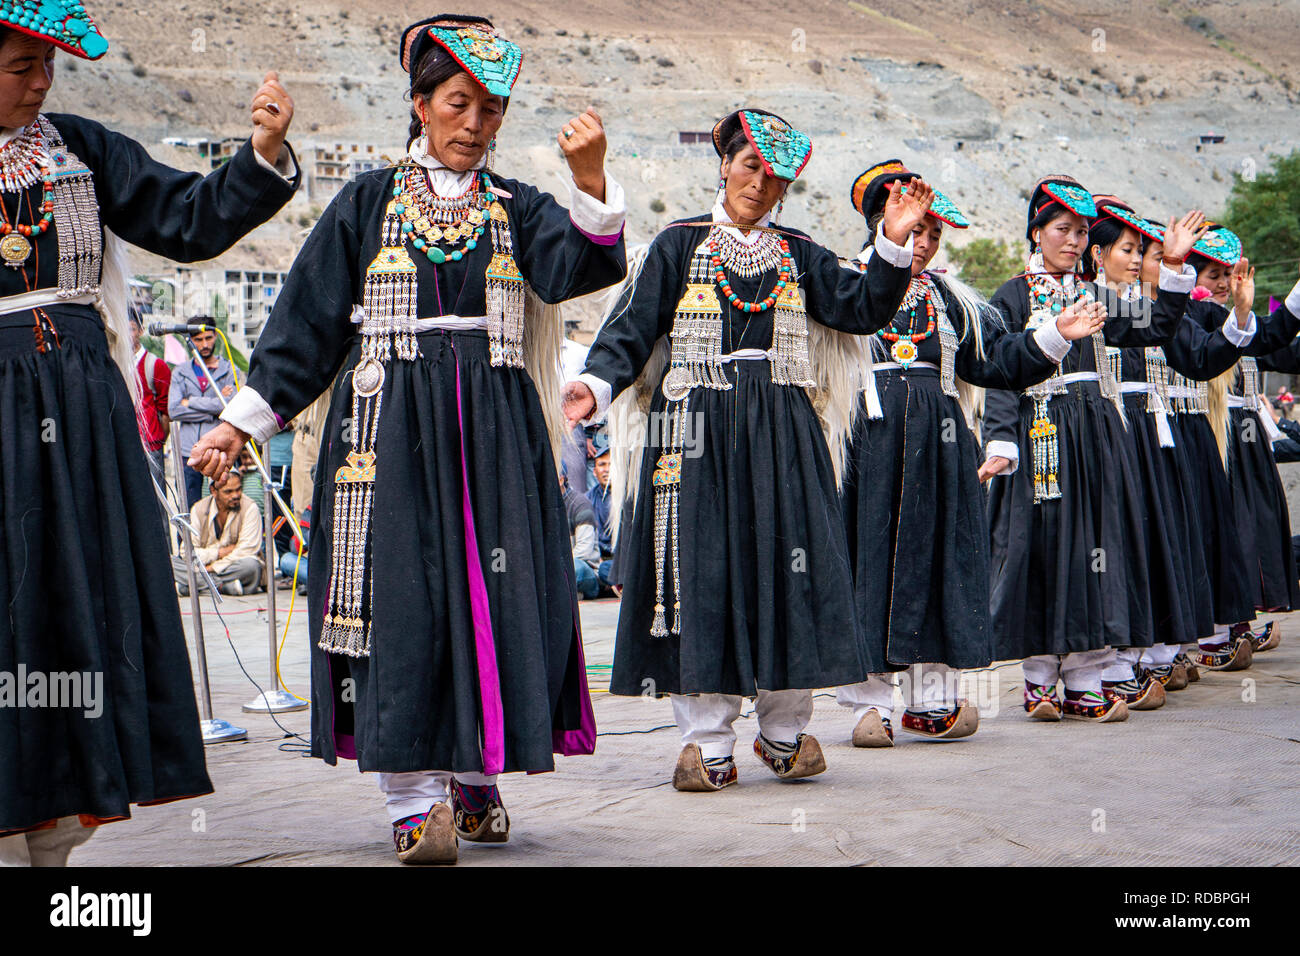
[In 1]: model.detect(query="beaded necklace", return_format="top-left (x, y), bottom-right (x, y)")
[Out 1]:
top-left (392, 165), bottom-right (491, 265)
top-left (708, 228), bottom-right (791, 313)
top-left (0, 124), bottom-right (55, 269)
top-left (878, 273), bottom-right (937, 367)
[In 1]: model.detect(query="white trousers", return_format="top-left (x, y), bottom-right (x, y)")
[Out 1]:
top-left (1021, 648), bottom-right (1112, 694)
top-left (0, 816), bottom-right (94, 867)
top-left (1140, 643), bottom-right (1181, 666)
top-left (1200, 623), bottom-right (1231, 649)
top-left (836, 662), bottom-right (961, 723)
top-left (1101, 646), bottom-right (1141, 682)
top-left (377, 770), bottom-right (498, 824)
top-left (671, 690), bottom-right (812, 761)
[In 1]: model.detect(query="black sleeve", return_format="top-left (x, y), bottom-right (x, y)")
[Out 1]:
top-left (1270, 416), bottom-right (1300, 463)
top-left (243, 180), bottom-right (366, 425)
top-left (1162, 313), bottom-right (1246, 381)
top-left (948, 284), bottom-right (1058, 390)
top-left (791, 234), bottom-right (911, 334)
top-left (506, 178), bottom-right (627, 304)
top-left (1097, 283), bottom-right (1179, 347)
top-left (1245, 299), bottom-right (1300, 359)
top-left (981, 278), bottom-right (1029, 450)
top-left (50, 113), bottom-right (299, 263)
top-left (580, 229), bottom-right (684, 403)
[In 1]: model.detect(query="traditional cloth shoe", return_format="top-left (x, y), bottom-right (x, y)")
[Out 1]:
top-left (1251, 621), bottom-right (1280, 652)
top-left (1023, 682), bottom-right (1062, 721)
top-left (392, 803), bottom-right (457, 865)
top-left (1061, 690), bottom-right (1128, 722)
top-left (1103, 677), bottom-right (1165, 710)
top-left (1177, 653), bottom-right (1201, 683)
top-left (851, 709), bottom-right (895, 746)
top-left (900, 702), bottom-right (980, 739)
top-left (1138, 664), bottom-right (1176, 689)
top-left (672, 744), bottom-right (737, 792)
top-left (753, 733), bottom-right (827, 779)
top-left (1194, 638), bottom-right (1253, 672)
top-left (1167, 661), bottom-right (1189, 690)
top-left (451, 779), bottom-right (509, 843)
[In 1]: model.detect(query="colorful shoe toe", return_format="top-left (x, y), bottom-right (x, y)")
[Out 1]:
top-left (851, 709), bottom-right (894, 747)
top-left (672, 743), bottom-right (737, 792)
top-left (1194, 638), bottom-right (1253, 672)
top-left (393, 802), bottom-right (458, 865)
top-left (1103, 676), bottom-right (1165, 710)
top-left (1252, 621), bottom-right (1280, 652)
top-left (754, 733), bottom-right (827, 780)
top-left (1061, 690), bottom-right (1128, 722)
top-left (901, 701), bottom-right (980, 739)
top-left (1024, 682), bottom-right (1062, 721)
top-left (451, 779), bottom-right (510, 843)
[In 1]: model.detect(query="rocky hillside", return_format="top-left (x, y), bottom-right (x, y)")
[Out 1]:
top-left (45, 0), bottom-right (1300, 324)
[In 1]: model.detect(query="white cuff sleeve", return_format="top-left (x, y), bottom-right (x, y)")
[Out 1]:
top-left (1222, 310), bottom-right (1257, 348)
top-left (1034, 321), bottom-right (1072, 363)
top-left (872, 230), bottom-right (914, 270)
top-left (254, 143), bottom-right (298, 183)
top-left (1285, 277), bottom-right (1300, 319)
top-left (1159, 261), bottom-right (1197, 294)
top-left (985, 440), bottom-right (1020, 475)
top-left (575, 373), bottom-right (613, 424)
top-left (220, 385), bottom-right (281, 443)
top-left (566, 171), bottom-right (626, 240)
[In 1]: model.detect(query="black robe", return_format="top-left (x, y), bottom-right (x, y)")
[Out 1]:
top-left (242, 166), bottom-right (626, 774)
top-left (0, 113), bottom-right (298, 835)
top-left (582, 217), bottom-right (911, 697)
top-left (1188, 298), bottom-right (1300, 613)
top-left (983, 277), bottom-right (1178, 659)
top-left (841, 277), bottom-right (1058, 671)
top-left (1104, 288), bottom-right (1246, 647)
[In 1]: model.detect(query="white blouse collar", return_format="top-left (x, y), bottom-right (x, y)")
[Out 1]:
top-left (711, 200), bottom-right (771, 246)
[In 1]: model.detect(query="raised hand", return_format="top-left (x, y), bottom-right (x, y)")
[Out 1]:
top-left (881, 178), bottom-right (934, 245)
top-left (250, 70), bottom-right (294, 168)
top-left (558, 108), bottom-right (607, 202)
top-left (561, 380), bottom-right (596, 428)
top-left (1162, 209), bottom-right (1208, 264)
top-left (1055, 300), bottom-right (1107, 341)
top-left (1230, 256), bottom-right (1255, 323)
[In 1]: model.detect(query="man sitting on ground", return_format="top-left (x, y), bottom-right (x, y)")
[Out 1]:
top-left (173, 469), bottom-right (265, 596)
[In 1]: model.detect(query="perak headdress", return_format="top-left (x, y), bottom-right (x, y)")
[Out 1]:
top-left (0, 0), bottom-right (109, 59)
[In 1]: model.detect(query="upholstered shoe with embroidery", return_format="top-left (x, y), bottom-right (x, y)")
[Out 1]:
top-left (392, 802), bottom-right (457, 865)
top-left (1061, 690), bottom-right (1128, 722)
top-left (851, 709), bottom-right (894, 747)
top-left (1194, 638), bottom-right (1253, 672)
top-left (451, 779), bottom-right (509, 843)
top-left (1176, 652), bottom-right (1200, 683)
top-left (1024, 682), bottom-right (1062, 721)
top-left (900, 702), bottom-right (980, 739)
top-left (1251, 621), bottom-right (1280, 652)
top-left (1103, 676), bottom-right (1166, 710)
top-left (672, 744), bottom-right (738, 792)
top-left (754, 733), bottom-right (827, 780)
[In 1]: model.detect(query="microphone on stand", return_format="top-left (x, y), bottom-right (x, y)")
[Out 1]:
top-left (147, 321), bottom-right (214, 336)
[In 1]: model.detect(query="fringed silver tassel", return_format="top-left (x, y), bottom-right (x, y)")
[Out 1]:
top-left (485, 201), bottom-right (525, 368)
top-left (771, 279), bottom-right (814, 387)
top-left (1240, 357), bottom-right (1260, 411)
top-left (1195, 380), bottom-right (1209, 414)
top-left (1029, 396), bottom-right (1061, 502)
top-left (40, 117), bottom-right (102, 296)
top-left (663, 251), bottom-right (730, 400)
top-left (937, 299), bottom-right (959, 399)
top-left (650, 397), bottom-right (687, 637)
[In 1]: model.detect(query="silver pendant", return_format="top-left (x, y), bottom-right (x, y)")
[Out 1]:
top-left (353, 357), bottom-right (385, 397)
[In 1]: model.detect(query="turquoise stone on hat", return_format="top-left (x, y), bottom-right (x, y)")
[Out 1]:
top-left (923, 188), bottom-right (970, 229)
top-left (1192, 226), bottom-right (1243, 266)
top-left (0, 0), bottom-right (110, 60)
top-left (426, 24), bottom-right (523, 97)
top-left (1098, 202), bottom-right (1164, 243)
top-left (738, 110), bottom-right (812, 181)
top-left (1042, 181), bottom-right (1097, 219)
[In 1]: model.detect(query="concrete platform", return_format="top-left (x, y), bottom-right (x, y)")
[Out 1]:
top-left (74, 592), bottom-right (1300, 866)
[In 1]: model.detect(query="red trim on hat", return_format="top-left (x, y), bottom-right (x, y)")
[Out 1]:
top-left (737, 111), bottom-right (810, 181)
top-left (5, 23), bottom-right (105, 61)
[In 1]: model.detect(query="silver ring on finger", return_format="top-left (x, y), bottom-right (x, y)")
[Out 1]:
top-left (563, 128), bottom-right (574, 139)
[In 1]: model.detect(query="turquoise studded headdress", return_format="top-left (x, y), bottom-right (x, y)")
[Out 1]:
top-left (400, 15), bottom-right (522, 97)
top-left (920, 188), bottom-right (970, 229)
top-left (850, 159), bottom-right (970, 230)
top-left (1190, 224), bottom-right (1243, 266)
top-left (0, 0), bottom-right (109, 60)
top-left (1094, 196), bottom-right (1164, 244)
top-left (1026, 175), bottom-right (1096, 240)
top-left (712, 108), bottom-right (812, 181)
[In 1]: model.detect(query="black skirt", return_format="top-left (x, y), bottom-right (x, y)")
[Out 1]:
top-left (1120, 395), bottom-right (1206, 645)
top-left (609, 358), bottom-right (872, 697)
top-left (841, 368), bottom-right (992, 670)
top-left (308, 329), bottom-right (594, 775)
top-left (0, 309), bottom-right (212, 835)
top-left (1172, 413), bottom-right (1256, 625)
top-left (987, 383), bottom-right (1152, 658)
top-left (1226, 406), bottom-right (1300, 612)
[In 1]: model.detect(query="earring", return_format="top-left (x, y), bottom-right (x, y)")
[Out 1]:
top-left (714, 175), bottom-right (726, 209)
top-left (487, 136), bottom-right (497, 170)
top-left (772, 197), bottom-right (784, 226)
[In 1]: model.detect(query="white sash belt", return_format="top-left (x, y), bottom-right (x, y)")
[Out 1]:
top-left (0, 288), bottom-right (95, 317)
top-left (1226, 394), bottom-right (1284, 443)
top-left (720, 348), bottom-right (772, 364)
top-left (1118, 381), bottom-right (1175, 447)
top-left (872, 360), bottom-right (940, 373)
top-left (1052, 371), bottom-right (1101, 386)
